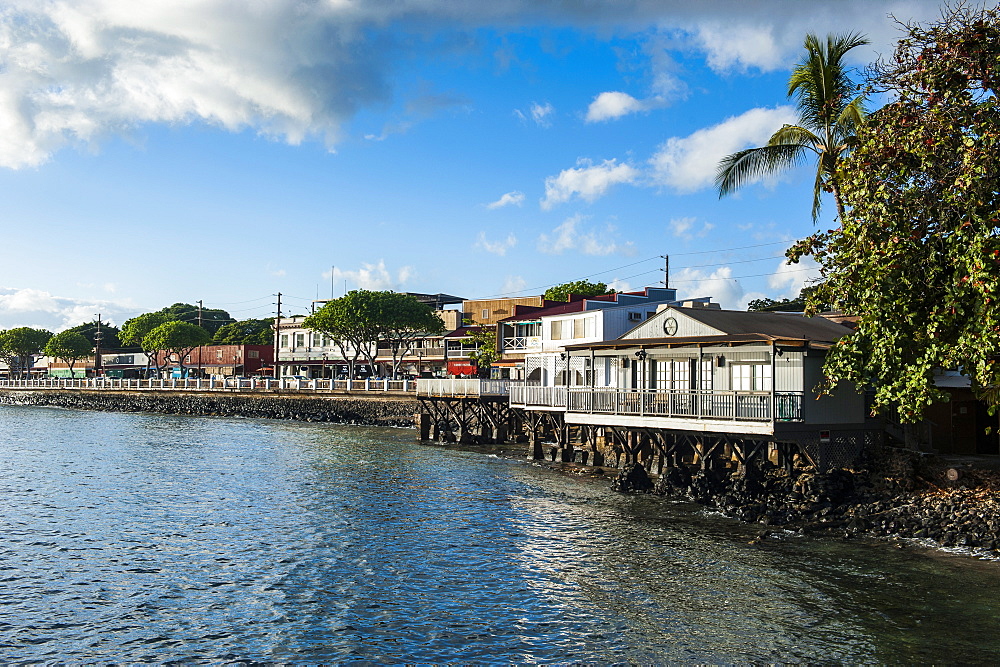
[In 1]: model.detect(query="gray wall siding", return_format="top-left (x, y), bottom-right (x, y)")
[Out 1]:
top-left (774, 351), bottom-right (805, 392)
top-left (801, 355), bottom-right (865, 423)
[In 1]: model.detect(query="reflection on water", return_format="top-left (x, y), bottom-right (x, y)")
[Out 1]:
top-left (2, 405), bottom-right (1000, 662)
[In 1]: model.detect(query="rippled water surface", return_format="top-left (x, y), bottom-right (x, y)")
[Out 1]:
top-left (3, 405), bottom-right (1000, 662)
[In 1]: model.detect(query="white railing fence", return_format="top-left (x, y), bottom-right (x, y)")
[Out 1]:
top-left (416, 379), bottom-right (514, 397)
top-left (508, 386), bottom-right (803, 422)
top-left (0, 377), bottom-right (415, 394)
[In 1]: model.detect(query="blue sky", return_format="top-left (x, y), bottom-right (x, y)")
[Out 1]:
top-left (0, 0), bottom-right (947, 330)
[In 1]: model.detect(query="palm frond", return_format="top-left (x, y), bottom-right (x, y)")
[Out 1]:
top-left (788, 32), bottom-right (869, 131)
top-left (768, 124), bottom-right (822, 148)
top-left (716, 144), bottom-right (808, 198)
top-left (835, 94), bottom-right (867, 133)
top-left (811, 161), bottom-right (827, 221)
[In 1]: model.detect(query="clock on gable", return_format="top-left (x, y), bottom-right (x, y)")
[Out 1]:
top-left (662, 317), bottom-right (678, 336)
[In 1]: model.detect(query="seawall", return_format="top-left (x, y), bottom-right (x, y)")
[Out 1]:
top-left (0, 389), bottom-right (419, 427)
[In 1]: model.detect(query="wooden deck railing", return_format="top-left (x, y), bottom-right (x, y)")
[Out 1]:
top-left (509, 385), bottom-right (803, 422)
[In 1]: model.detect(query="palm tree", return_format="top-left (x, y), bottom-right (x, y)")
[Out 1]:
top-left (716, 32), bottom-right (869, 221)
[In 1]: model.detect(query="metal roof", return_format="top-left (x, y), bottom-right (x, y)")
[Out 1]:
top-left (670, 307), bottom-right (851, 341)
top-left (564, 333), bottom-right (833, 351)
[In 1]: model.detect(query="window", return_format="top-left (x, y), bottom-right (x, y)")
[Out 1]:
top-left (280, 334), bottom-right (289, 348)
top-left (482, 309), bottom-right (489, 320)
top-left (573, 318), bottom-right (586, 338)
top-left (295, 333), bottom-right (305, 348)
top-left (217, 349), bottom-right (224, 360)
top-left (732, 363), bottom-right (772, 391)
top-left (550, 320), bottom-right (564, 340)
top-left (248, 350), bottom-right (259, 359)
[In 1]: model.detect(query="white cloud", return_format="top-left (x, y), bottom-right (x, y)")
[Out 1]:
top-left (649, 106), bottom-right (799, 193)
top-left (0, 1), bottom-right (941, 168)
top-left (693, 23), bottom-right (787, 72)
top-left (514, 101), bottom-right (555, 127)
top-left (0, 286), bottom-right (136, 331)
top-left (673, 266), bottom-right (745, 310)
top-left (531, 102), bottom-right (554, 126)
top-left (768, 257), bottom-right (821, 299)
top-left (537, 215), bottom-right (635, 256)
top-left (585, 91), bottom-right (647, 123)
top-left (541, 158), bottom-right (640, 210)
top-left (324, 260), bottom-right (414, 292)
top-left (475, 231), bottom-right (517, 256)
top-left (607, 278), bottom-right (633, 293)
top-left (486, 191), bottom-right (525, 209)
top-left (500, 275), bottom-right (527, 295)
top-left (668, 216), bottom-right (714, 240)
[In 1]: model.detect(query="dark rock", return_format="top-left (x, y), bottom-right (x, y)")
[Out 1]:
top-left (611, 463), bottom-right (654, 493)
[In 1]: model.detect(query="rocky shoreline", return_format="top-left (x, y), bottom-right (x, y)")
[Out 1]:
top-left (0, 389), bottom-right (419, 427)
top-left (610, 443), bottom-right (1000, 559)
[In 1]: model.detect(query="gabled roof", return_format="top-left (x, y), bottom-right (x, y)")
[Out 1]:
top-left (673, 307), bottom-right (852, 341)
top-left (567, 306), bottom-right (852, 351)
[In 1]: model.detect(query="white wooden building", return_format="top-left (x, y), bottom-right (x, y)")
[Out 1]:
top-left (511, 305), bottom-right (872, 445)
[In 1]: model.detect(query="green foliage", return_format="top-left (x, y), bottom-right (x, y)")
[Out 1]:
top-left (155, 303), bottom-right (232, 336)
top-left (717, 32), bottom-right (869, 220)
top-left (789, 5), bottom-right (1000, 421)
top-left (143, 321), bottom-right (212, 371)
top-left (213, 318), bottom-right (273, 345)
top-left (65, 320), bottom-right (121, 349)
top-left (0, 327), bottom-right (53, 377)
top-left (462, 322), bottom-right (500, 377)
top-left (543, 280), bottom-right (615, 302)
top-left (43, 331), bottom-right (93, 378)
top-left (305, 290), bottom-right (445, 377)
top-left (747, 286), bottom-right (827, 312)
top-left (120, 312), bottom-right (172, 349)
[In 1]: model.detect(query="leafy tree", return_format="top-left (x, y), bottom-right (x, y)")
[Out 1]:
top-left (213, 318), bottom-right (273, 345)
top-left (717, 32), bottom-right (869, 220)
top-left (789, 5), bottom-right (1000, 421)
top-left (156, 303), bottom-right (232, 336)
top-left (120, 312), bottom-right (173, 377)
top-left (462, 321), bottom-right (500, 378)
top-left (43, 331), bottom-right (93, 378)
top-left (143, 321), bottom-right (211, 377)
top-left (747, 286), bottom-right (827, 312)
top-left (305, 290), bottom-right (445, 379)
top-left (376, 292), bottom-right (446, 378)
top-left (0, 327), bottom-right (53, 378)
top-left (304, 291), bottom-right (380, 380)
top-left (543, 280), bottom-right (615, 302)
top-left (65, 320), bottom-right (121, 349)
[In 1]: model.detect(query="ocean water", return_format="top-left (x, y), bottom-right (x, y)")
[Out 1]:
top-left (2, 404), bottom-right (999, 663)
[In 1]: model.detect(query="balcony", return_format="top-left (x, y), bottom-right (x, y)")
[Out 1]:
top-left (510, 386), bottom-right (803, 423)
top-left (501, 336), bottom-right (542, 351)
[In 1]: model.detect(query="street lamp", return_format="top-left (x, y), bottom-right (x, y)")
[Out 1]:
top-left (635, 349), bottom-right (647, 390)
top-left (323, 352), bottom-right (328, 380)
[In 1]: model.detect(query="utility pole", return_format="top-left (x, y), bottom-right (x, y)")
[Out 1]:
top-left (197, 300), bottom-right (204, 379)
top-left (273, 292), bottom-right (282, 379)
top-left (661, 254), bottom-right (670, 289)
top-left (94, 313), bottom-right (102, 377)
